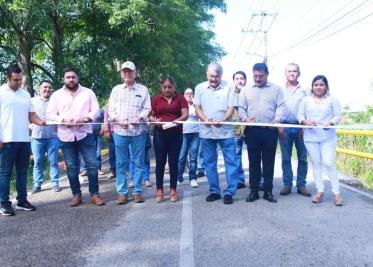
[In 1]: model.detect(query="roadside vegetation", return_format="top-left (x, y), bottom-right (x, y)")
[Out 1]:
top-left (337, 105), bottom-right (373, 188)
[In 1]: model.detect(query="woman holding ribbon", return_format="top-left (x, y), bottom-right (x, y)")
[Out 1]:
top-left (298, 75), bottom-right (343, 206)
top-left (149, 75), bottom-right (188, 202)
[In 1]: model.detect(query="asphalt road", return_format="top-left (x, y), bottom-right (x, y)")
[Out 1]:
top-left (1, 153), bottom-right (373, 267)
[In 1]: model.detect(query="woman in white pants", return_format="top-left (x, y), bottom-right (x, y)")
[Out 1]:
top-left (298, 75), bottom-right (343, 206)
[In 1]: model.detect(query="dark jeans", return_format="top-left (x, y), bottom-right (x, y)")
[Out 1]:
top-left (108, 131), bottom-right (116, 169)
top-left (153, 128), bottom-right (183, 189)
top-left (59, 134), bottom-right (99, 196)
top-left (244, 127), bottom-right (278, 192)
top-left (0, 142), bottom-right (31, 203)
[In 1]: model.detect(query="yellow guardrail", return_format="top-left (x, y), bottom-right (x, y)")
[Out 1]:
top-left (337, 129), bottom-right (373, 160)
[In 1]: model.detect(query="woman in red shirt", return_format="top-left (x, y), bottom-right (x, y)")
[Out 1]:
top-left (149, 75), bottom-right (189, 202)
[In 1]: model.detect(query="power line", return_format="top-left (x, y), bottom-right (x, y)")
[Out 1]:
top-left (270, 0), bottom-right (371, 57)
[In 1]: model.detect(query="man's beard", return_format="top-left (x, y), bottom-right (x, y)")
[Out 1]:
top-left (65, 81), bottom-right (79, 90)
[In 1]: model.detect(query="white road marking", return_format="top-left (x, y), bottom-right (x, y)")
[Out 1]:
top-left (179, 190), bottom-right (194, 267)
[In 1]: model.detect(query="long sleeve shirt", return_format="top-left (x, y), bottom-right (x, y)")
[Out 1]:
top-left (46, 85), bottom-right (100, 142)
top-left (238, 82), bottom-right (285, 123)
top-left (298, 95), bottom-right (341, 142)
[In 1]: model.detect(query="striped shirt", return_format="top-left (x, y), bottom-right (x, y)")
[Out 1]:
top-left (108, 83), bottom-right (151, 136)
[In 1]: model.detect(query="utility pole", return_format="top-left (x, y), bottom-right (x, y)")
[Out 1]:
top-left (243, 11), bottom-right (277, 64)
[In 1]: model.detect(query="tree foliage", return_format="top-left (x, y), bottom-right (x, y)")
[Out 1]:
top-left (0, 0), bottom-right (226, 100)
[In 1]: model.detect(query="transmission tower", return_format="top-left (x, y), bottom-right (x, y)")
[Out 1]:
top-left (243, 11), bottom-right (278, 64)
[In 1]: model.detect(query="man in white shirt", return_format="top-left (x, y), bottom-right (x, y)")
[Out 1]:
top-left (0, 65), bottom-right (45, 216)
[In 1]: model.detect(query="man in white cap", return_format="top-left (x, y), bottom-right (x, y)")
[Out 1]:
top-left (108, 61), bottom-right (151, 204)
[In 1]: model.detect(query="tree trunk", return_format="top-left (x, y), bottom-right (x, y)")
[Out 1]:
top-left (50, 10), bottom-right (64, 88)
top-left (17, 30), bottom-right (34, 96)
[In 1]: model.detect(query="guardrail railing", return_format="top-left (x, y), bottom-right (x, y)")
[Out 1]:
top-left (336, 129), bottom-right (373, 160)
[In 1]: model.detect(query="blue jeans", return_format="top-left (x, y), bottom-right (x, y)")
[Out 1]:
top-left (82, 134), bottom-right (103, 170)
top-left (234, 136), bottom-right (245, 183)
top-left (59, 134), bottom-right (99, 196)
top-left (114, 132), bottom-right (146, 195)
top-left (197, 140), bottom-right (205, 172)
top-left (0, 142), bottom-right (31, 202)
top-left (279, 127), bottom-right (308, 188)
top-left (202, 138), bottom-right (239, 196)
top-left (153, 129), bottom-right (183, 189)
top-left (31, 137), bottom-right (60, 187)
top-left (178, 132), bottom-right (200, 182)
top-left (108, 131), bottom-right (116, 169)
top-left (129, 144), bottom-right (151, 181)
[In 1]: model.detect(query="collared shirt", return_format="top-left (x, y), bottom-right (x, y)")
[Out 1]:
top-left (238, 82), bottom-right (285, 123)
top-left (108, 82), bottom-right (151, 136)
top-left (46, 85), bottom-right (99, 142)
top-left (298, 95), bottom-right (341, 142)
top-left (31, 96), bottom-right (57, 139)
top-left (282, 83), bottom-right (307, 123)
top-left (0, 84), bottom-right (34, 142)
top-left (194, 80), bottom-right (237, 139)
top-left (183, 103), bottom-right (200, 134)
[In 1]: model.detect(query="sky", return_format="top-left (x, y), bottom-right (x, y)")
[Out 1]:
top-left (212, 0), bottom-right (373, 111)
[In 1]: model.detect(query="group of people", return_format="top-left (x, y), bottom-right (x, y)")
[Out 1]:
top-left (0, 60), bottom-right (343, 216)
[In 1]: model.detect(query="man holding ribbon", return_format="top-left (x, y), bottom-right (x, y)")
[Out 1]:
top-left (47, 67), bottom-right (105, 207)
top-left (194, 62), bottom-right (239, 205)
top-left (238, 62), bottom-right (285, 203)
top-left (108, 61), bottom-right (151, 204)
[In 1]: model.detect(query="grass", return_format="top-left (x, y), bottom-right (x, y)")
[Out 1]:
top-left (336, 134), bottom-right (373, 189)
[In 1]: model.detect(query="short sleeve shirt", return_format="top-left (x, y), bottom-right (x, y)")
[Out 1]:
top-left (151, 93), bottom-right (188, 133)
top-left (0, 84), bottom-right (34, 142)
top-left (194, 80), bottom-right (237, 139)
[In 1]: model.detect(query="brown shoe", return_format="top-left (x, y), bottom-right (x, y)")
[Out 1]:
top-left (170, 188), bottom-right (177, 202)
top-left (297, 187), bottom-right (311, 197)
top-left (334, 194), bottom-right (344, 206)
top-left (117, 195), bottom-right (128, 205)
top-left (155, 188), bottom-right (164, 203)
top-left (280, 186), bottom-right (292, 195)
top-left (311, 192), bottom-right (324, 203)
top-left (90, 195), bottom-right (105, 206)
top-left (70, 195), bottom-right (82, 207)
top-left (133, 194), bottom-right (145, 203)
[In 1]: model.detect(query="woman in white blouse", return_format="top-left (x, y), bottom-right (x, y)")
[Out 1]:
top-left (298, 75), bottom-right (343, 206)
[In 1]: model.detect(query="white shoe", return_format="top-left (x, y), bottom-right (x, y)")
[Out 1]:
top-left (190, 179), bottom-right (198, 188)
top-left (144, 180), bottom-right (153, 187)
top-left (177, 181), bottom-right (183, 187)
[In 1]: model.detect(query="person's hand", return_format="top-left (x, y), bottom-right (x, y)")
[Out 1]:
top-left (118, 119), bottom-right (129, 129)
top-left (131, 117), bottom-right (141, 126)
top-left (278, 127), bottom-right (286, 141)
top-left (302, 120), bottom-right (316, 127)
top-left (203, 117), bottom-right (213, 128)
top-left (245, 117), bottom-right (255, 123)
top-left (62, 118), bottom-right (75, 128)
top-left (323, 122), bottom-right (334, 130)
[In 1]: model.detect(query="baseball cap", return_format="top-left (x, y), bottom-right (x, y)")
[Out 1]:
top-left (121, 61), bottom-right (136, 71)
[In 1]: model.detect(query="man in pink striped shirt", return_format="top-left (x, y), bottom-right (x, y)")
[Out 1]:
top-left (47, 67), bottom-right (105, 207)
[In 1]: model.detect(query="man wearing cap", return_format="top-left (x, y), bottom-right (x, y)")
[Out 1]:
top-left (194, 62), bottom-right (239, 205)
top-left (108, 61), bottom-right (151, 204)
top-left (278, 63), bottom-right (310, 197)
top-left (47, 67), bottom-right (105, 207)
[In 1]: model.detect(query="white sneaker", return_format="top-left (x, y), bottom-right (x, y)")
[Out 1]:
top-left (144, 180), bottom-right (153, 187)
top-left (190, 179), bottom-right (198, 188)
top-left (177, 181), bottom-right (183, 187)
